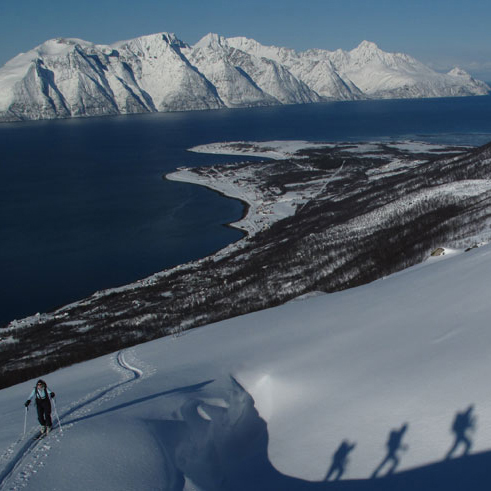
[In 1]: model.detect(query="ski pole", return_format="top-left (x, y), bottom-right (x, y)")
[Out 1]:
top-left (51, 397), bottom-right (63, 434)
top-left (23, 406), bottom-right (28, 437)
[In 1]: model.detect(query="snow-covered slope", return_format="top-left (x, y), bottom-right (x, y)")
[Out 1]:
top-left (183, 34), bottom-right (277, 108)
top-left (1, 32), bottom-right (489, 121)
top-left (1, 244), bottom-right (491, 489)
top-left (227, 36), bottom-right (365, 100)
top-left (111, 33), bottom-right (223, 112)
top-left (0, 33), bottom-right (224, 122)
top-left (185, 34), bottom-right (321, 107)
top-left (330, 40), bottom-right (491, 98)
top-left (228, 37), bottom-right (490, 100)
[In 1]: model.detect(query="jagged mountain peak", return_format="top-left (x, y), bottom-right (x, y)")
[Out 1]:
top-left (227, 36), bottom-right (268, 50)
top-left (227, 36), bottom-right (298, 62)
top-left (188, 34), bottom-right (321, 106)
top-left (353, 40), bottom-right (380, 52)
top-left (448, 67), bottom-right (472, 78)
top-left (348, 40), bottom-right (411, 66)
top-left (193, 33), bottom-right (229, 50)
top-left (112, 32), bottom-right (189, 52)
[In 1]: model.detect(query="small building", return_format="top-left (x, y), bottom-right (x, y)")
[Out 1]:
top-left (431, 247), bottom-right (445, 257)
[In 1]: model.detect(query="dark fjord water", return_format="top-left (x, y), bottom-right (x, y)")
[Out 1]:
top-left (2, 96), bottom-right (491, 325)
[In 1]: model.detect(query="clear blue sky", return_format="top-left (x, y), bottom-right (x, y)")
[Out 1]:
top-left (2, 0), bottom-right (491, 79)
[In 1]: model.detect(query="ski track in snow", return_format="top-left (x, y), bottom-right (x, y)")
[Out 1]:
top-left (0, 349), bottom-right (152, 490)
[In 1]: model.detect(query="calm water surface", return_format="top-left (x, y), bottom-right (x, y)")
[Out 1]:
top-left (1, 97), bottom-right (491, 325)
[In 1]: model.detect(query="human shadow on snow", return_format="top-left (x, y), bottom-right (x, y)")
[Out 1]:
top-left (371, 423), bottom-right (409, 478)
top-left (445, 405), bottom-right (476, 460)
top-left (324, 440), bottom-right (356, 481)
top-left (147, 379), bottom-right (490, 491)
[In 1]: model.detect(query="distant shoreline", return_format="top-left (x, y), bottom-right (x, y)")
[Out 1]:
top-left (163, 172), bottom-right (250, 239)
top-left (165, 165), bottom-right (261, 237)
top-left (4, 94), bottom-right (491, 330)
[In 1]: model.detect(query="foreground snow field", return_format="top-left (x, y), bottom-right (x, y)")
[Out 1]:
top-left (2, 244), bottom-right (491, 490)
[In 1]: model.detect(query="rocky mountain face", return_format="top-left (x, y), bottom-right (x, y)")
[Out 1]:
top-left (226, 36), bottom-right (365, 100)
top-left (0, 34), bottom-right (223, 122)
top-left (0, 32), bottom-right (489, 122)
top-left (184, 34), bottom-right (321, 107)
top-left (228, 37), bottom-right (490, 99)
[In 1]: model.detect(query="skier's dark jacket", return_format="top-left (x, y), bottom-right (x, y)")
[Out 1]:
top-left (26, 380), bottom-right (55, 405)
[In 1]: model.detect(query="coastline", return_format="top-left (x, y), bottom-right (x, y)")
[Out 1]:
top-left (164, 169), bottom-right (253, 236)
top-left (8, 137), bottom-right (476, 328)
top-left (163, 172), bottom-right (250, 257)
top-left (165, 138), bottom-right (478, 242)
top-left (4, 95), bottom-right (491, 330)
top-left (5, 136), bottom-right (491, 390)
top-left (165, 140), bottom-right (335, 238)
top-left (5, 140), bottom-right (324, 331)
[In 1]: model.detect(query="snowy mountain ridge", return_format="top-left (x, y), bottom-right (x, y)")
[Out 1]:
top-left (0, 32), bottom-right (489, 122)
top-left (228, 36), bottom-right (491, 99)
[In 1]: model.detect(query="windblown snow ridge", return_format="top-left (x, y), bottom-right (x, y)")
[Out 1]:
top-left (0, 32), bottom-right (489, 122)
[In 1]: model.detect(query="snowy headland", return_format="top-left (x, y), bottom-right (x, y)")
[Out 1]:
top-left (167, 139), bottom-right (482, 239)
top-left (167, 141), bottom-right (339, 236)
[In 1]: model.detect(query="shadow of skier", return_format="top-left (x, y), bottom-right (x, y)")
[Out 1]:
top-left (324, 440), bottom-right (356, 481)
top-left (445, 405), bottom-right (476, 460)
top-left (371, 423), bottom-right (409, 478)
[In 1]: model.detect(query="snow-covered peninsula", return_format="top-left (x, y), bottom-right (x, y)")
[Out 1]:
top-left (167, 141), bottom-right (338, 236)
top-left (167, 140), bottom-right (484, 238)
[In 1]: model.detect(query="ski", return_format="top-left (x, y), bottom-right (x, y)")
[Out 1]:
top-left (33, 428), bottom-right (53, 440)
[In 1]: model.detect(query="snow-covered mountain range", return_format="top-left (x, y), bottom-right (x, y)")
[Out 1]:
top-left (0, 32), bottom-right (489, 122)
